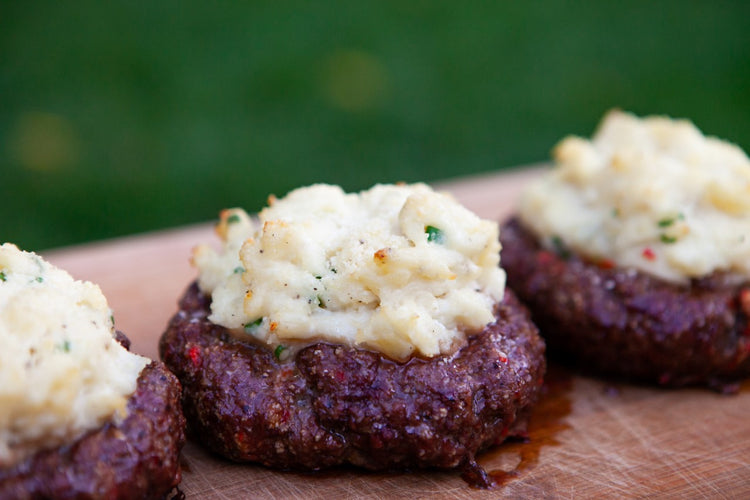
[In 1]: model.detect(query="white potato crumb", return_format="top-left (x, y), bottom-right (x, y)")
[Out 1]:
top-left (193, 183), bottom-right (506, 360)
top-left (519, 110), bottom-right (750, 283)
top-left (0, 243), bottom-right (149, 466)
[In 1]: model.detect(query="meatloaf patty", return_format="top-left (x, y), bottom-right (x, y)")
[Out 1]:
top-left (159, 282), bottom-right (545, 485)
top-left (0, 339), bottom-right (186, 500)
top-left (500, 217), bottom-right (750, 392)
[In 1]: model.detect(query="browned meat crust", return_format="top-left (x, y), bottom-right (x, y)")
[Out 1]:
top-left (500, 217), bottom-right (750, 392)
top-left (0, 358), bottom-right (185, 500)
top-left (159, 282), bottom-right (545, 482)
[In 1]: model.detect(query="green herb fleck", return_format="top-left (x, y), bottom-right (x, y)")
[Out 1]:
top-left (244, 318), bottom-right (263, 332)
top-left (660, 234), bottom-right (678, 244)
top-left (315, 275), bottom-right (322, 280)
top-left (274, 344), bottom-right (287, 360)
top-left (59, 340), bottom-right (71, 353)
top-left (308, 294), bottom-right (326, 308)
top-left (233, 266), bottom-right (245, 274)
top-left (35, 276), bottom-right (43, 283)
top-left (551, 235), bottom-right (570, 259)
top-left (658, 218), bottom-right (673, 228)
top-left (0, 271), bottom-right (6, 282)
top-left (226, 213), bottom-right (241, 224)
top-left (425, 225), bottom-right (445, 244)
top-left (110, 315), bottom-right (115, 326)
top-left (657, 213), bottom-right (684, 228)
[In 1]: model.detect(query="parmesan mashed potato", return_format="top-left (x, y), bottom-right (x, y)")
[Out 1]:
top-left (0, 244), bottom-right (149, 467)
top-left (193, 183), bottom-right (506, 360)
top-left (519, 110), bottom-right (750, 283)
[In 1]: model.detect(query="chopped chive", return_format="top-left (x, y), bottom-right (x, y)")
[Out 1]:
top-left (35, 276), bottom-right (43, 283)
top-left (59, 340), bottom-right (71, 352)
top-left (425, 225), bottom-right (445, 244)
top-left (658, 213), bottom-right (684, 228)
top-left (244, 318), bottom-right (263, 332)
top-left (658, 217), bottom-right (675, 228)
top-left (0, 271), bottom-right (6, 282)
top-left (273, 344), bottom-right (287, 360)
top-left (660, 234), bottom-right (678, 244)
top-left (233, 266), bottom-right (245, 274)
top-left (551, 235), bottom-right (570, 259)
top-left (315, 275), bottom-right (322, 280)
top-left (317, 295), bottom-right (325, 309)
top-left (226, 213), bottom-right (241, 224)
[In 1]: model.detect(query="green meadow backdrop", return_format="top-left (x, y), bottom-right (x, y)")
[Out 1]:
top-left (2, 1), bottom-right (749, 250)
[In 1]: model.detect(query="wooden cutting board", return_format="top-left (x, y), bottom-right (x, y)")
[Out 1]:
top-left (44, 167), bottom-right (750, 499)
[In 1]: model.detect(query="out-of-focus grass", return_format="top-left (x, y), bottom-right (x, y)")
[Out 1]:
top-left (2, 1), bottom-right (749, 250)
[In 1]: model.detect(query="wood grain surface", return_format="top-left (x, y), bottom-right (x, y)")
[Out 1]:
top-left (43, 167), bottom-right (750, 499)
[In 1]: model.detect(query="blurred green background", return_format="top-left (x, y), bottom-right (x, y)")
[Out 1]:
top-left (2, 1), bottom-right (749, 250)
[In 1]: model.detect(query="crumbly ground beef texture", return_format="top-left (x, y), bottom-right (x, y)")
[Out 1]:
top-left (0, 351), bottom-right (185, 500)
top-left (500, 217), bottom-right (750, 392)
top-left (159, 282), bottom-right (545, 485)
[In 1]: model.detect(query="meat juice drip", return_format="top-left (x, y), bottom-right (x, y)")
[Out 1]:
top-left (480, 363), bottom-right (573, 488)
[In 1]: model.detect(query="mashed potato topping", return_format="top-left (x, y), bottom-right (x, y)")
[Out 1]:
top-left (519, 110), bottom-right (750, 283)
top-left (193, 183), bottom-right (506, 360)
top-left (0, 244), bottom-right (149, 466)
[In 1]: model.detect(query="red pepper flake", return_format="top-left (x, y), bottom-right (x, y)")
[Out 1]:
top-left (740, 288), bottom-right (750, 316)
top-left (642, 247), bottom-right (656, 261)
top-left (373, 248), bottom-right (390, 264)
top-left (188, 345), bottom-right (201, 368)
top-left (598, 259), bottom-right (615, 270)
top-left (269, 321), bottom-right (279, 332)
top-left (235, 430), bottom-right (246, 443)
top-left (537, 250), bottom-right (555, 265)
top-left (280, 366), bottom-right (294, 378)
top-left (334, 370), bottom-right (345, 383)
top-left (498, 355), bottom-right (508, 364)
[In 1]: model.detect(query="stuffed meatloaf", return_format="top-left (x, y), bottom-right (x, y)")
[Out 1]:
top-left (0, 244), bottom-right (185, 500)
top-left (160, 183), bottom-right (545, 486)
top-left (500, 110), bottom-right (750, 391)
